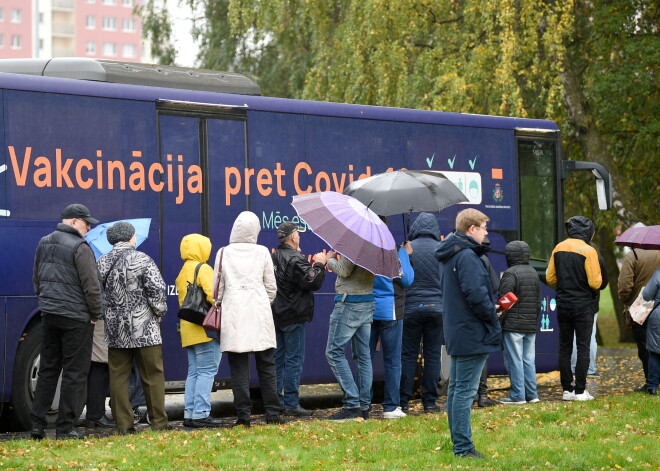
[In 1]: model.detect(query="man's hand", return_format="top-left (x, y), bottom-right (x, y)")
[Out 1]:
top-left (402, 241), bottom-right (413, 255)
top-left (326, 251), bottom-right (337, 259)
top-left (312, 253), bottom-right (327, 265)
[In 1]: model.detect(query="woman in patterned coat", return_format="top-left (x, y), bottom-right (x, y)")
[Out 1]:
top-left (98, 221), bottom-right (168, 434)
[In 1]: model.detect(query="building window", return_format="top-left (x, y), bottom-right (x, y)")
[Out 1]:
top-left (103, 42), bottom-right (116, 57)
top-left (11, 35), bottom-right (21, 49)
top-left (39, 39), bottom-right (44, 50)
top-left (86, 0), bottom-right (96, 3)
top-left (123, 43), bottom-right (136, 58)
top-left (122, 18), bottom-right (135, 32)
top-left (0, 8), bottom-right (4, 22)
top-left (86, 15), bottom-right (96, 29)
top-left (0, 35), bottom-right (4, 48)
top-left (102, 17), bottom-right (117, 31)
top-left (11, 8), bottom-right (21, 23)
top-left (86, 41), bottom-right (96, 55)
top-left (103, 0), bottom-right (117, 5)
top-left (39, 12), bottom-right (44, 24)
top-left (122, 0), bottom-right (134, 7)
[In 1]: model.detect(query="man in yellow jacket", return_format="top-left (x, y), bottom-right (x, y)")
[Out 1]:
top-left (175, 234), bottom-right (222, 428)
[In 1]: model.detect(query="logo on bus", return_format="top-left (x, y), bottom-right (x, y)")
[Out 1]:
top-left (493, 183), bottom-right (504, 202)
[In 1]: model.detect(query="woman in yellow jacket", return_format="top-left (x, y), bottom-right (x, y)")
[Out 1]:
top-left (175, 234), bottom-right (223, 428)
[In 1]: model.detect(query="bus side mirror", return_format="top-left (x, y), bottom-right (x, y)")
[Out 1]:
top-left (561, 160), bottom-right (613, 211)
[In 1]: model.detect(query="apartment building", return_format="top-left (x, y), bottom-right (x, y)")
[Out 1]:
top-left (0, 0), bottom-right (148, 62)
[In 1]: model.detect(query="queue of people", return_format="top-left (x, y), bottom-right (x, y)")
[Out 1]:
top-left (29, 203), bottom-right (657, 461)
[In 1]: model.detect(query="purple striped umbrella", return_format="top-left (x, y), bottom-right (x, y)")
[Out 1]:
top-left (291, 191), bottom-right (400, 279)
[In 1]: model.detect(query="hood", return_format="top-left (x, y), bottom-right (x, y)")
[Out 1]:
top-left (565, 216), bottom-right (595, 242)
top-left (179, 233), bottom-right (212, 263)
top-left (409, 212), bottom-right (441, 241)
top-left (229, 211), bottom-right (261, 244)
top-left (504, 240), bottom-right (530, 267)
top-left (435, 231), bottom-right (487, 262)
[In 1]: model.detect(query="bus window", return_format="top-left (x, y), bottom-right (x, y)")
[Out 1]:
top-left (518, 138), bottom-right (558, 274)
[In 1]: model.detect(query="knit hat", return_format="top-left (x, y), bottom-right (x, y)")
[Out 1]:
top-left (107, 221), bottom-right (136, 245)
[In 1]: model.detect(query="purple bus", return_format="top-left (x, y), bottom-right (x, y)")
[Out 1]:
top-left (0, 58), bottom-right (611, 430)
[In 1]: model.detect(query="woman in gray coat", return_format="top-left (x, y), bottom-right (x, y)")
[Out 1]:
top-left (98, 222), bottom-right (168, 434)
top-left (642, 269), bottom-right (660, 395)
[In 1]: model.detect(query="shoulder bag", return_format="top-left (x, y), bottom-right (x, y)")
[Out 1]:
top-left (629, 285), bottom-right (655, 325)
top-left (203, 248), bottom-right (223, 331)
top-left (177, 263), bottom-right (211, 326)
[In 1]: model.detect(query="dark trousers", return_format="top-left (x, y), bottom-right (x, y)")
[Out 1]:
top-left (400, 310), bottom-right (443, 408)
top-left (108, 345), bottom-right (168, 430)
top-left (558, 306), bottom-right (595, 394)
top-left (227, 349), bottom-right (281, 420)
top-left (477, 363), bottom-right (488, 397)
top-left (85, 361), bottom-right (109, 421)
top-left (30, 314), bottom-right (94, 434)
top-left (632, 322), bottom-right (649, 383)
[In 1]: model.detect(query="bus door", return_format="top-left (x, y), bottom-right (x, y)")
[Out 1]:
top-left (156, 101), bottom-right (248, 383)
top-left (516, 129), bottom-right (561, 372)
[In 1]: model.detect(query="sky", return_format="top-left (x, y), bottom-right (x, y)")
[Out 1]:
top-left (167, 0), bottom-right (200, 68)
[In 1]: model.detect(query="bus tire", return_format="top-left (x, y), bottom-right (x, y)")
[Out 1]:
top-left (10, 322), bottom-right (86, 431)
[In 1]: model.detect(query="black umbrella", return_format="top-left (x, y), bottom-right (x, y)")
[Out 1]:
top-left (343, 169), bottom-right (468, 216)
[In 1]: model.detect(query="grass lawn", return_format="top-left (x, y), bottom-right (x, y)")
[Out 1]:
top-left (1, 394), bottom-right (657, 470)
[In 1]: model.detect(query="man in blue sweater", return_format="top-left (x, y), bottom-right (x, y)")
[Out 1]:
top-left (435, 209), bottom-right (501, 459)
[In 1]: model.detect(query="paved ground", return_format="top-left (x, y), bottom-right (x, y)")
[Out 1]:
top-left (0, 347), bottom-right (646, 441)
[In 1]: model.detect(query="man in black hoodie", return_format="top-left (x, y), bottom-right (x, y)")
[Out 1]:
top-left (546, 216), bottom-right (603, 401)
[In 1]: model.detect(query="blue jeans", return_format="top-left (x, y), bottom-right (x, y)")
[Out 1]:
top-left (325, 301), bottom-right (374, 410)
top-left (184, 339), bottom-right (221, 419)
top-left (400, 310), bottom-right (443, 408)
top-left (503, 332), bottom-right (538, 401)
top-left (369, 320), bottom-right (403, 412)
top-left (571, 313), bottom-right (598, 375)
top-left (274, 322), bottom-right (306, 409)
top-left (447, 353), bottom-right (489, 455)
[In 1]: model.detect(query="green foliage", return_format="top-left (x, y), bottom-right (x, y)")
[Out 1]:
top-left (136, 0), bottom-right (177, 65)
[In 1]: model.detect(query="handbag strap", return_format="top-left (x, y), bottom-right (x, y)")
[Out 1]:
top-left (191, 262), bottom-right (203, 288)
top-left (213, 248), bottom-right (224, 301)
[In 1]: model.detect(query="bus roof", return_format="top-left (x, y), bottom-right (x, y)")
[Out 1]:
top-left (0, 60), bottom-right (557, 132)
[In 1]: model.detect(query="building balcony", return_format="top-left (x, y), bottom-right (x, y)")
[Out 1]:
top-left (52, 22), bottom-right (75, 36)
top-left (53, 0), bottom-right (75, 10)
top-left (53, 47), bottom-right (75, 57)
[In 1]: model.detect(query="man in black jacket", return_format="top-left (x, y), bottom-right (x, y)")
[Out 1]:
top-left (271, 222), bottom-right (326, 416)
top-left (30, 204), bottom-right (103, 440)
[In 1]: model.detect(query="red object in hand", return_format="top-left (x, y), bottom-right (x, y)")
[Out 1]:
top-left (498, 292), bottom-right (518, 311)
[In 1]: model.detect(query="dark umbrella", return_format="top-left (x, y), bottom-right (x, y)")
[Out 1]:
top-left (615, 225), bottom-right (660, 250)
top-left (343, 170), bottom-right (468, 216)
top-left (291, 191), bottom-right (400, 279)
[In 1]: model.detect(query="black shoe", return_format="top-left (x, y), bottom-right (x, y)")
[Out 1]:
top-left (635, 384), bottom-right (649, 392)
top-left (85, 416), bottom-right (115, 429)
top-left (232, 418), bottom-right (251, 428)
top-left (423, 405), bottom-right (440, 414)
top-left (189, 416), bottom-right (223, 428)
top-left (56, 429), bottom-right (86, 440)
top-left (119, 427), bottom-right (138, 435)
top-left (457, 448), bottom-right (484, 459)
top-left (477, 395), bottom-right (498, 408)
top-left (328, 408), bottom-right (360, 421)
top-left (182, 418), bottom-right (193, 427)
top-left (30, 428), bottom-right (46, 440)
top-left (648, 388), bottom-right (657, 395)
top-left (266, 415), bottom-right (285, 425)
top-left (400, 404), bottom-right (409, 413)
top-left (283, 406), bottom-right (313, 417)
top-left (360, 409), bottom-right (369, 420)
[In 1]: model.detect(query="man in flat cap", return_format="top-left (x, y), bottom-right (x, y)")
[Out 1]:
top-left (30, 204), bottom-right (103, 440)
top-left (271, 222), bottom-right (326, 416)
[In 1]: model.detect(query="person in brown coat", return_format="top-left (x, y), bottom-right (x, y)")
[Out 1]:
top-left (618, 247), bottom-right (660, 390)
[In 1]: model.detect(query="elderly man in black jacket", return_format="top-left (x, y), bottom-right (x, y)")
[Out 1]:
top-left (30, 204), bottom-right (103, 440)
top-left (271, 222), bottom-right (326, 416)
top-left (497, 240), bottom-right (541, 405)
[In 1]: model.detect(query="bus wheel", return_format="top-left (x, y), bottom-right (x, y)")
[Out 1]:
top-left (10, 323), bottom-right (85, 431)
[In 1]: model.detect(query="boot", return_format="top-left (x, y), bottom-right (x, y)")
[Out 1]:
top-left (477, 394), bottom-right (498, 407)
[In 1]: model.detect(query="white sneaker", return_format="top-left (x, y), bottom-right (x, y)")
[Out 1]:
top-left (562, 390), bottom-right (576, 401)
top-left (574, 391), bottom-right (594, 401)
top-left (383, 407), bottom-right (407, 419)
top-left (527, 398), bottom-right (540, 403)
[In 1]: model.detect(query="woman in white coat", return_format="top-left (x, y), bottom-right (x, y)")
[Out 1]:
top-left (213, 211), bottom-right (281, 426)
